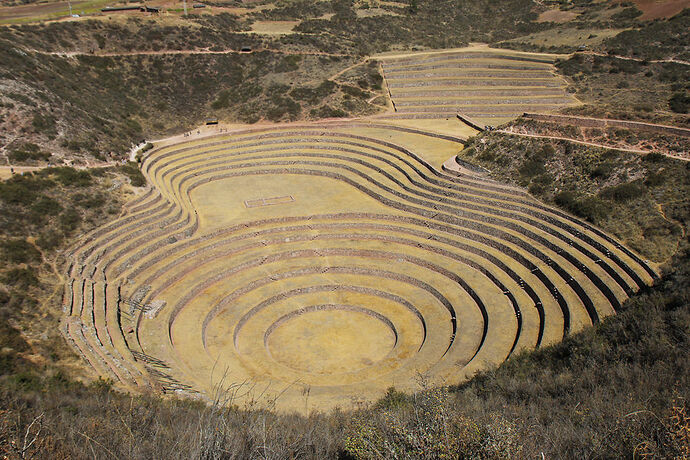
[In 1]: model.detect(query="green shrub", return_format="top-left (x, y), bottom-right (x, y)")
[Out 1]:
top-left (590, 162), bottom-right (614, 179)
top-left (7, 143), bottom-right (51, 163)
top-left (2, 267), bottom-right (39, 288)
top-left (72, 192), bottom-right (106, 209)
top-left (8, 372), bottom-right (43, 391)
top-left (31, 112), bottom-right (57, 136)
top-left (211, 90), bottom-right (231, 109)
top-left (478, 149), bottom-right (496, 162)
top-left (374, 386), bottom-right (410, 410)
top-left (643, 152), bottom-right (665, 163)
top-left (310, 104), bottom-right (347, 118)
top-left (0, 182), bottom-right (35, 206)
top-left (555, 191), bottom-right (608, 222)
top-left (275, 55), bottom-right (302, 73)
top-left (59, 208), bottom-right (82, 232)
top-left (340, 84), bottom-right (368, 99)
top-left (0, 173), bottom-right (54, 206)
top-left (528, 172), bottom-right (553, 195)
top-left (118, 162), bottom-right (147, 187)
top-left (346, 387), bottom-right (522, 459)
top-left (600, 182), bottom-right (646, 202)
top-left (30, 196), bottom-right (62, 216)
top-left (48, 167), bottom-right (92, 187)
top-left (369, 71), bottom-right (383, 89)
top-left (645, 172), bottom-right (666, 187)
top-left (669, 93), bottom-right (689, 114)
top-left (1, 239), bottom-right (41, 264)
top-left (36, 231), bottom-right (63, 251)
top-left (518, 159), bottom-right (546, 178)
top-left (290, 81), bottom-right (337, 104)
top-left (528, 182), bottom-right (546, 195)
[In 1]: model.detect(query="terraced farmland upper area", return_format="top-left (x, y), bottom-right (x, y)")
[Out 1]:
top-left (59, 121), bottom-right (656, 411)
top-left (379, 48), bottom-right (579, 126)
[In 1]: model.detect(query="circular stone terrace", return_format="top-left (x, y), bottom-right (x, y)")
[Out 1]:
top-left (58, 119), bottom-right (656, 412)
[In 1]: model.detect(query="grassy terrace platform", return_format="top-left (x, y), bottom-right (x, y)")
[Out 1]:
top-left (59, 121), bottom-right (655, 412)
top-left (378, 48), bottom-right (579, 126)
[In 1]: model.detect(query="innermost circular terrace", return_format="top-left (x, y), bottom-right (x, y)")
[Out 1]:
top-left (266, 306), bottom-right (397, 375)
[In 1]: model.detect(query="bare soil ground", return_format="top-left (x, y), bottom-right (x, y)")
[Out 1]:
top-left (355, 7), bottom-right (399, 18)
top-left (249, 20), bottom-right (300, 35)
top-left (501, 117), bottom-right (690, 161)
top-left (616, 0), bottom-right (690, 19)
top-left (536, 9), bottom-right (579, 23)
top-left (499, 27), bottom-right (628, 52)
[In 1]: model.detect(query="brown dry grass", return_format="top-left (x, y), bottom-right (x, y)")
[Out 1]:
top-left (614, 0), bottom-right (690, 19)
top-left (536, 9), bottom-right (579, 23)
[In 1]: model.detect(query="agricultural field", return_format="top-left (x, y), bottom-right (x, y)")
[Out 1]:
top-left (377, 47), bottom-right (579, 126)
top-left (248, 19), bottom-right (300, 35)
top-left (0, 0), bottom-right (111, 24)
top-left (617, 0), bottom-right (690, 20)
top-left (498, 27), bottom-right (626, 53)
top-left (59, 121), bottom-right (655, 411)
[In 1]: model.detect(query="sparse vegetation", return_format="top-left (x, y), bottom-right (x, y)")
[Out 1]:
top-left (669, 92), bottom-right (690, 114)
top-left (602, 8), bottom-right (690, 61)
top-left (7, 142), bottom-right (51, 164)
top-left (0, 166), bottom-right (140, 390)
top-left (459, 132), bottom-right (688, 262)
top-left (118, 162), bottom-right (147, 187)
top-left (556, 53), bottom-right (690, 127)
top-left (506, 117), bottom-right (690, 157)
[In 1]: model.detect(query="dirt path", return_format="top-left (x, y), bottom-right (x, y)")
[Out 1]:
top-left (0, 161), bottom-right (119, 180)
top-left (36, 47), bottom-right (349, 58)
top-left (497, 130), bottom-right (648, 153)
top-left (54, 43), bottom-right (566, 63)
top-left (328, 58), bottom-right (370, 82)
top-left (373, 43), bottom-right (569, 61)
top-left (522, 112), bottom-right (690, 137)
top-left (581, 51), bottom-right (690, 66)
top-left (497, 129), bottom-right (690, 161)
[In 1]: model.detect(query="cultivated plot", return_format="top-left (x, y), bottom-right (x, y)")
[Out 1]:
top-left (377, 48), bottom-right (579, 126)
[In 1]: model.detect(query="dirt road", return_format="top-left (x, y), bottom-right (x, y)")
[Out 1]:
top-left (497, 129), bottom-right (689, 161)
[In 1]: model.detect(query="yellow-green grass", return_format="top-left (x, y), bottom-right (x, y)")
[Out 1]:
top-left (248, 20), bottom-right (300, 35)
top-left (0, 0), bottom-right (113, 24)
top-left (355, 7), bottom-right (399, 18)
top-left (59, 121), bottom-right (655, 412)
top-left (373, 118), bottom-right (479, 144)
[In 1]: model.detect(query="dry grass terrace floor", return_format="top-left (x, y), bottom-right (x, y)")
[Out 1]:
top-left (376, 47), bottom-right (579, 127)
top-left (59, 120), bottom-right (655, 412)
